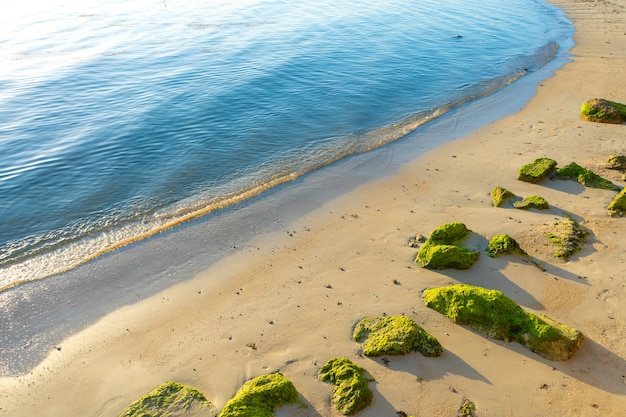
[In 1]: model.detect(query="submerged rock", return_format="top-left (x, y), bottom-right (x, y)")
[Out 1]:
top-left (423, 284), bottom-right (584, 361)
top-left (608, 187), bottom-right (626, 217)
top-left (553, 162), bottom-right (621, 191)
top-left (415, 223), bottom-right (479, 270)
top-left (318, 357), bottom-right (373, 415)
top-left (353, 315), bottom-right (443, 357)
top-left (485, 234), bottom-right (528, 258)
top-left (513, 195), bottom-right (549, 210)
top-left (489, 186), bottom-right (517, 207)
top-left (518, 157), bottom-right (557, 183)
top-left (580, 98), bottom-right (626, 124)
top-left (219, 373), bottom-right (299, 417)
top-left (119, 381), bottom-right (215, 417)
top-left (546, 217), bottom-right (589, 260)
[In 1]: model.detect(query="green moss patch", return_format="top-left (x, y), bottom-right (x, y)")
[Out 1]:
top-left (218, 373), bottom-right (298, 417)
top-left (415, 223), bottom-right (479, 270)
top-left (489, 186), bottom-right (517, 207)
top-left (318, 357), bottom-right (374, 415)
top-left (580, 98), bottom-right (626, 124)
top-left (608, 187), bottom-right (626, 217)
top-left (353, 315), bottom-right (442, 357)
top-left (545, 217), bottom-right (589, 260)
top-left (606, 155), bottom-right (626, 170)
top-left (485, 234), bottom-right (528, 258)
top-left (513, 195), bottom-right (549, 210)
top-left (423, 284), bottom-right (584, 360)
top-left (518, 157), bottom-right (557, 183)
top-left (553, 162), bottom-right (620, 191)
top-left (119, 381), bottom-right (215, 417)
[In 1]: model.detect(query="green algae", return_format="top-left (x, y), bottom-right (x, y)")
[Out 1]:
top-left (606, 154), bottom-right (626, 170)
top-left (422, 284), bottom-right (584, 361)
top-left (580, 98), bottom-right (626, 124)
top-left (545, 217), bottom-right (589, 260)
top-left (415, 223), bottom-right (479, 270)
top-left (318, 357), bottom-right (374, 415)
top-left (608, 187), bottom-right (626, 217)
top-left (485, 234), bottom-right (528, 258)
top-left (119, 381), bottom-right (215, 417)
top-left (517, 157), bottom-right (557, 183)
top-left (459, 398), bottom-right (476, 417)
top-left (218, 373), bottom-right (299, 417)
top-left (513, 195), bottom-right (549, 210)
top-left (489, 186), bottom-right (517, 207)
top-left (353, 315), bottom-right (442, 357)
top-left (553, 162), bottom-right (620, 191)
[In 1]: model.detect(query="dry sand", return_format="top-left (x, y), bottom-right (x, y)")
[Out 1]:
top-left (1, 0), bottom-right (626, 415)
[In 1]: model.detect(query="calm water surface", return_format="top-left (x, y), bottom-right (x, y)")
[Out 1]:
top-left (0, 0), bottom-right (573, 288)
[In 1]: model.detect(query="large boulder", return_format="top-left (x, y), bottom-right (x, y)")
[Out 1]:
top-left (353, 315), bottom-right (442, 357)
top-left (119, 381), bottom-right (215, 417)
top-left (580, 98), bottom-right (626, 124)
top-left (219, 373), bottom-right (298, 417)
top-left (318, 357), bottom-right (373, 415)
top-left (553, 162), bottom-right (620, 191)
top-left (517, 157), bottom-right (557, 183)
top-left (423, 284), bottom-right (584, 361)
top-left (415, 223), bottom-right (479, 270)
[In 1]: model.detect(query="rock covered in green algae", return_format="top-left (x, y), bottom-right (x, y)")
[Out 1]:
top-left (606, 155), bottom-right (626, 170)
top-left (513, 195), bottom-right (549, 210)
top-left (517, 157), bottom-right (557, 183)
top-left (546, 217), bottom-right (589, 260)
top-left (608, 187), bottom-right (626, 217)
top-left (415, 223), bottom-right (479, 270)
top-left (119, 381), bottom-right (215, 417)
top-left (318, 357), bottom-right (374, 415)
top-left (422, 284), bottom-right (584, 361)
top-left (485, 234), bottom-right (528, 258)
top-left (489, 186), bottom-right (517, 207)
top-left (553, 162), bottom-right (621, 191)
top-left (353, 315), bottom-right (443, 357)
top-left (218, 373), bottom-right (299, 417)
top-left (580, 98), bottom-right (626, 124)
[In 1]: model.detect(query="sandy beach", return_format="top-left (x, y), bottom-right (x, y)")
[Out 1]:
top-left (1, 0), bottom-right (626, 415)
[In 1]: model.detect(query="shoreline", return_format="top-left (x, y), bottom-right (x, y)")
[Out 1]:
top-left (2, 0), bottom-right (626, 415)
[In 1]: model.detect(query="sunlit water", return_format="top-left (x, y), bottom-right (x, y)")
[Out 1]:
top-left (0, 0), bottom-right (572, 288)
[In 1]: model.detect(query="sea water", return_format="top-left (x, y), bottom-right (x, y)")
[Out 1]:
top-left (0, 0), bottom-right (572, 288)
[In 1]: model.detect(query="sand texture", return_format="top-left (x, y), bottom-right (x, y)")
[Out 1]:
top-left (1, 0), bottom-right (625, 415)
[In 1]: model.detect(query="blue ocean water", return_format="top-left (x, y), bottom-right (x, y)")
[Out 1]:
top-left (0, 0), bottom-right (572, 288)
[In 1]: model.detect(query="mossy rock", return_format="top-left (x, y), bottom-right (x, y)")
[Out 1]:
top-left (546, 217), bottom-right (589, 260)
top-left (518, 157), bottom-right (557, 183)
top-left (489, 186), bottom-right (517, 207)
top-left (318, 357), bottom-right (373, 415)
top-left (606, 155), bottom-right (626, 170)
top-left (580, 98), bottom-right (626, 124)
top-left (415, 223), bottom-right (479, 270)
top-left (422, 284), bottom-right (584, 360)
top-left (119, 381), bottom-right (215, 417)
top-left (218, 373), bottom-right (299, 417)
top-left (513, 195), bottom-right (549, 210)
top-left (553, 162), bottom-right (620, 191)
top-left (608, 187), bottom-right (626, 217)
top-left (353, 315), bottom-right (443, 357)
top-left (485, 234), bottom-right (528, 258)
